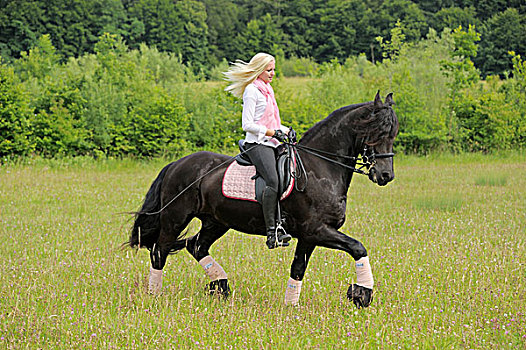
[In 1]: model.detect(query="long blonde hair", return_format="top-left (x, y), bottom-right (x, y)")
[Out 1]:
top-left (223, 53), bottom-right (275, 98)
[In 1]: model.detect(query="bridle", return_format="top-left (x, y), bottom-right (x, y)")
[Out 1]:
top-left (285, 140), bottom-right (394, 193)
top-left (291, 141), bottom-right (395, 176)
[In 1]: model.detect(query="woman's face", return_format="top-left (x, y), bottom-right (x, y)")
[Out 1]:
top-left (258, 60), bottom-right (275, 83)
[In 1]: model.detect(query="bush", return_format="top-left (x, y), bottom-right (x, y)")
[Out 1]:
top-left (1, 26), bottom-right (524, 159)
top-left (0, 62), bottom-right (33, 157)
top-left (280, 56), bottom-right (319, 77)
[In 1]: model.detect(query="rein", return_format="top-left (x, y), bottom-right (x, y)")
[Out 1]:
top-left (140, 141), bottom-right (394, 216)
top-left (285, 141), bottom-right (394, 194)
top-left (293, 144), bottom-right (368, 175)
top-left (292, 143), bottom-right (395, 176)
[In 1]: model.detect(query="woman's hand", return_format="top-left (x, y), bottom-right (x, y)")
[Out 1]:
top-left (272, 129), bottom-right (286, 142)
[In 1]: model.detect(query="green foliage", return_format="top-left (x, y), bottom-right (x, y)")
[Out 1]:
top-left (235, 14), bottom-right (284, 59)
top-left (377, 20), bottom-right (408, 62)
top-left (15, 35), bottom-right (60, 80)
top-left (176, 83), bottom-right (243, 151)
top-left (0, 62), bottom-right (33, 157)
top-left (437, 26), bottom-right (525, 152)
top-left (124, 91), bottom-right (189, 157)
top-left (7, 33), bottom-right (200, 158)
top-left (31, 104), bottom-right (88, 157)
top-left (279, 56), bottom-right (319, 77)
top-left (1, 21), bottom-right (525, 158)
top-left (207, 59), bottom-right (230, 81)
top-left (126, 0), bottom-right (208, 73)
top-left (430, 6), bottom-right (479, 34)
top-left (0, 0), bottom-right (524, 78)
top-left (453, 90), bottom-right (516, 152)
top-left (440, 25), bottom-right (481, 95)
top-left (377, 26), bottom-right (449, 154)
top-left (476, 8), bottom-right (526, 77)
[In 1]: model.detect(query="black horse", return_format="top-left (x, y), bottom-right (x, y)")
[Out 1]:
top-left (128, 92), bottom-right (399, 308)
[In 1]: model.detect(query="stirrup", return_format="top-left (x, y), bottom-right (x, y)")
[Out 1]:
top-left (266, 224), bottom-right (292, 249)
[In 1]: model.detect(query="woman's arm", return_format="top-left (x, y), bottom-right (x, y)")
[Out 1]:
top-left (242, 86), bottom-right (268, 141)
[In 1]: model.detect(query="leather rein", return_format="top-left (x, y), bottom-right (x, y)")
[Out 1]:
top-left (286, 141), bottom-right (395, 192)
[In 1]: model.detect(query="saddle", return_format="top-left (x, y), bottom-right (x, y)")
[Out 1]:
top-left (222, 140), bottom-right (295, 203)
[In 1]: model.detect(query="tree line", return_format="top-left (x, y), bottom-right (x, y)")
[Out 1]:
top-left (1, 0), bottom-right (525, 77)
top-left (1, 24), bottom-right (525, 159)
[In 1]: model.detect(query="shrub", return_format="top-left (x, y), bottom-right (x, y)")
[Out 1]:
top-left (280, 56), bottom-right (319, 77)
top-left (0, 62), bottom-right (33, 157)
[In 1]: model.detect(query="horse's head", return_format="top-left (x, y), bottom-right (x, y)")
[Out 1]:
top-left (359, 92), bottom-right (399, 186)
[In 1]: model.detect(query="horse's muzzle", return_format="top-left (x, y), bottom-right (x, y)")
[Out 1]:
top-left (369, 168), bottom-right (393, 186)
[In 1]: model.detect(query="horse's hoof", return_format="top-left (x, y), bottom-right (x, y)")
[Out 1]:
top-left (206, 279), bottom-right (230, 298)
top-left (347, 284), bottom-right (373, 308)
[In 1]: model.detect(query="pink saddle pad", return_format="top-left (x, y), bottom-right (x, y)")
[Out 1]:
top-left (222, 162), bottom-right (294, 202)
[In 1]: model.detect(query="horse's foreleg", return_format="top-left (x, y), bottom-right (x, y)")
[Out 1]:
top-left (315, 225), bottom-right (374, 308)
top-left (285, 240), bottom-right (315, 306)
top-left (186, 219), bottom-right (230, 297)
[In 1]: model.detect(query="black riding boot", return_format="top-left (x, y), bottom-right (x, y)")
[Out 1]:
top-left (261, 186), bottom-right (292, 249)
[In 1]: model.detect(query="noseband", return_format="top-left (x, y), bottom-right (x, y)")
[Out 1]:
top-left (361, 144), bottom-right (395, 167)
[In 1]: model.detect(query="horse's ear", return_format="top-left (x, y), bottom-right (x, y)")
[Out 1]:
top-left (374, 90), bottom-right (383, 108)
top-left (385, 92), bottom-right (394, 106)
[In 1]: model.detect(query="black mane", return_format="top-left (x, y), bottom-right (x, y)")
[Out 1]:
top-left (300, 100), bottom-right (398, 146)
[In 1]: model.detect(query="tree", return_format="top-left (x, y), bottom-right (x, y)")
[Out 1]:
top-left (127, 0), bottom-right (208, 69)
top-left (235, 14), bottom-right (284, 59)
top-left (476, 8), bottom-right (525, 77)
top-left (0, 1), bottom-right (45, 60)
top-left (15, 34), bottom-right (60, 80)
top-left (377, 20), bottom-right (407, 62)
top-left (431, 6), bottom-right (479, 33)
top-left (440, 25), bottom-right (483, 150)
top-left (441, 25), bottom-right (481, 101)
top-left (279, 0), bottom-right (316, 58)
top-left (378, 0), bottom-right (429, 43)
top-left (202, 0), bottom-right (244, 64)
top-left (0, 0), bottom-right (130, 61)
top-left (311, 0), bottom-right (370, 62)
top-left (174, 0), bottom-right (209, 71)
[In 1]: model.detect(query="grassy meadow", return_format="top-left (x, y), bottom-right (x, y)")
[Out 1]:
top-left (0, 152), bottom-right (525, 349)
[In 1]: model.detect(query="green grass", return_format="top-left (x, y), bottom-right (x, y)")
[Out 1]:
top-left (412, 195), bottom-right (464, 211)
top-left (1, 154), bottom-right (525, 349)
top-left (475, 174), bottom-right (508, 187)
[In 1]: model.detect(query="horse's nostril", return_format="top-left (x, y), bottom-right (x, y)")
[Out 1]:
top-left (382, 172), bottom-right (391, 181)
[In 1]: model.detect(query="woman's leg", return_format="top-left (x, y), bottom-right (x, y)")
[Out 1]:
top-left (246, 143), bottom-right (291, 248)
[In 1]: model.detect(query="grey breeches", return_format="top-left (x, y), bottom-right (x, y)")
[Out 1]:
top-left (245, 143), bottom-right (278, 191)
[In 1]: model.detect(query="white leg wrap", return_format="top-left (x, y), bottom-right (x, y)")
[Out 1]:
top-left (148, 267), bottom-right (163, 295)
top-left (356, 256), bottom-right (374, 289)
top-left (199, 256), bottom-right (227, 281)
top-left (284, 277), bottom-right (303, 306)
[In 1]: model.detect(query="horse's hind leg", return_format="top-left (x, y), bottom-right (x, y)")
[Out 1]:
top-left (185, 217), bottom-right (230, 297)
top-left (148, 213), bottom-right (193, 294)
top-left (285, 240), bottom-right (315, 306)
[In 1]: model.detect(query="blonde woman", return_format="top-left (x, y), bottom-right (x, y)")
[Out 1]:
top-left (224, 52), bottom-right (295, 249)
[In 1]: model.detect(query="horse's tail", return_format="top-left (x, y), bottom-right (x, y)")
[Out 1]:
top-left (127, 163), bottom-right (172, 250)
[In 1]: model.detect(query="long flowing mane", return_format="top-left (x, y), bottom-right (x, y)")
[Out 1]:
top-left (300, 100), bottom-right (398, 146)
